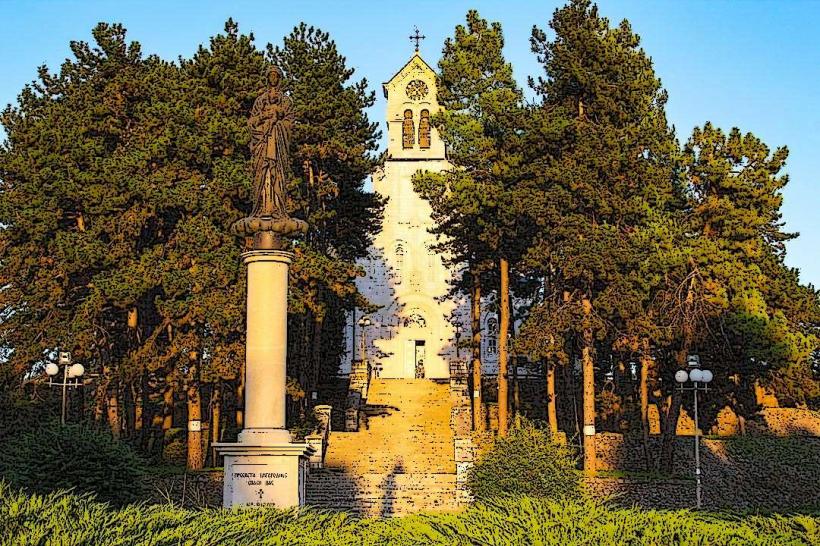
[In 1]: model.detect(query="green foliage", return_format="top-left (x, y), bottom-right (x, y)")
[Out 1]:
top-left (414, 9), bottom-right (526, 279)
top-left (466, 419), bottom-right (580, 501)
top-left (0, 19), bottom-right (384, 459)
top-left (2, 484), bottom-right (818, 546)
top-left (723, 435), bottom-right (820, 476)
top-left (0, 422), bottom-right (146, 505)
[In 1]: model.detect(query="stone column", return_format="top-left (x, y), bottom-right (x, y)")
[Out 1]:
top-left (214, 248), bottom-right (314, 509)
top-left (238, 250), bottom-right (292, 444)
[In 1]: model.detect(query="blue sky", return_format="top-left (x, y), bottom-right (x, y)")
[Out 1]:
top-left (1, 0), bottom-right (818, 286)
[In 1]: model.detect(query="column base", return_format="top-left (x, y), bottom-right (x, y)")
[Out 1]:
top-left (214, 442), bottom-right (315, 508)
top-left (237, 427), bottom-right (292, 444)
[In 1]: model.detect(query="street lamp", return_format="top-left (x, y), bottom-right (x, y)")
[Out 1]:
top-left (357, 315), bottom-right (372, 375)
top-left (675, 354), bottom-right (713, 510)
top-left (454, 323), bottom-right (462, 361)
top-left (45, 351), bottom-right (85, 425)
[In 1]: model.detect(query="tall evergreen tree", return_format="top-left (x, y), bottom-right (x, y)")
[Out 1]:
top-left (415, 10), bottom-right (525, 436)
top-left (527, 0), bottom-right (677, 472)
top-left (269, 23), bottom-right (384, 408)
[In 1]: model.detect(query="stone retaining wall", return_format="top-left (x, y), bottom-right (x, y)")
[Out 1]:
top-left (306, 469), bottom-right (458, 517)
top-left (593, 433), bottom-right (820, 511)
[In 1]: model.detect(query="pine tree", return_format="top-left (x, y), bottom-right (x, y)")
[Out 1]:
top-left (527, 0), bottom-right (677, 472)
top-left (270, 23), bottom-right (384, 409)
top-left (415, 10), bottom-right (525, 436)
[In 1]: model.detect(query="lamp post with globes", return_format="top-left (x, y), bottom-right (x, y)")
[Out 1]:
top-left (675, 354), bottom-right (713, 509)
top-left (45, 351), bottom-right (85, 426)
top-left (357, 315), bottom-right (372, 377)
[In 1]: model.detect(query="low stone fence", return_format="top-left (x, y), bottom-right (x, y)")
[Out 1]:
top-left (593, 433), bottom-right (820, 511)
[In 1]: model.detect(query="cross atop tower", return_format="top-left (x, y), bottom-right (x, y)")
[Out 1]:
top-left (409, 26), bottom-right (425, 52)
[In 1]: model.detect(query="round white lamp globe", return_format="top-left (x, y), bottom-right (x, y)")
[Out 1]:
top-left (701, 369), bottom-right (713, 383)
top-left (675, 370), bottom-right (689, 383)
top-left (69, 363), bottom-right (85, 378)
top-left (45, 363), bottom-right (59, 377)
top-left (689, 369), bottom-right (704, 383)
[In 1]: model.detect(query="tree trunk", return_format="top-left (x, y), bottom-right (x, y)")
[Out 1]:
top-left (123, 380), bottom-right (136, 439)
top-left (311, 315), bottom-right (324, 398)
top-left (106, 378), bottom-right (121, 440)
top-left (471, 273), bottom-right (484, 431)
top-left (186, 374), bottom-right (204, 471)
top-left (161, 382), bottom-right (174, 456)
top-left (498, 257), bottom-right (510, 437)
top-left (512, 346), bottom-right (520, 418)
top-left (660, 390), bottom-right (682, 474)
top-left (140, 371), bottom-right (152, 450)
top-left (94, 371), bottom-right (108, 424)
top-left (546, 359), bottom-right (558, 435)
top-left (640, 339), bottom-right (653, 471)
top-left (210, 382), bottom-right (222, 467)
top-left (236, 361), bottom-right (245, 430)
top-left (660, 347), bottom-right (688, 474)
top-left (581, 294), bottom-right (596, 475)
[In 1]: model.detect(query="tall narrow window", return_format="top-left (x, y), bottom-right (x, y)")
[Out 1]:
top-left (419, 109), bottom-right (431, 149)
top-left (394, 241), bottom-right (405, 284)
top-left (402, 110), bottom-right (415, 149)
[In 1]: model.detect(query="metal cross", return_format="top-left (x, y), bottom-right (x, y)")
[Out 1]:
top-left (409, 26), bottom-right (425, 52)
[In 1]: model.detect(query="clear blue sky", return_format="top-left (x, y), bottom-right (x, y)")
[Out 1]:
top-left (1, 0), bottom-right (818, 287)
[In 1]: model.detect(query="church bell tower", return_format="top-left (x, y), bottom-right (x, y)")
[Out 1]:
top-left (343, 44), bottom-right (464, 379)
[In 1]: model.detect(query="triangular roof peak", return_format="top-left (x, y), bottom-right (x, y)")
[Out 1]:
top-left (382, 52), bottom-right (436, 99)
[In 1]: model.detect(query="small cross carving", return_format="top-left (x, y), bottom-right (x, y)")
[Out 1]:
top-left (409, 26), bottom-right (426, 52)
top-left (256, 488), bottom-right (264, 500)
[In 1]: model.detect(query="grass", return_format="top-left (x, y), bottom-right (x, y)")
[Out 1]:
top-left (1, 482), bottom-right (818, 546)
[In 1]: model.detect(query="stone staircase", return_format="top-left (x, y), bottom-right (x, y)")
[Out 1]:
top-left (306, 378), bottom-right (459, 516)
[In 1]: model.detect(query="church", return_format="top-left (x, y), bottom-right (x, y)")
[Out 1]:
top-left (340, 50), bottom-right (500, 379)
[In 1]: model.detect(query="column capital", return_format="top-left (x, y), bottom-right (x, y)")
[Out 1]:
top-left (242, 249), bottom-right (294, 265)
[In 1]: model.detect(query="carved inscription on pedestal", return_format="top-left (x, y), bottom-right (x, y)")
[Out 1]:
top-left (230, 464), bottom-right (290, 506)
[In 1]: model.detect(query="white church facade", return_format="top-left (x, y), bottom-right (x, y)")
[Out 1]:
top-left (340, 52), bottom-right (501, 379)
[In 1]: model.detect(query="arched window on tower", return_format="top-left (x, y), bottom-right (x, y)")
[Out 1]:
top-left (419, 109), bottom-right (431, 149)
top-left (402, 110), bottom-right (415, 149)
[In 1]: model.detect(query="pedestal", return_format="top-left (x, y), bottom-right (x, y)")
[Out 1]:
top-left (216, 443), bottom-right (313, 508)
top-left (216, 249), bottom-right (314, 508)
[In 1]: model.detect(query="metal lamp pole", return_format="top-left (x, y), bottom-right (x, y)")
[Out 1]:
top-left (675, 355), bottom-right (713, 510)
top-left (454, 324), bottom-right (462, 361)
top-left (357, 315), bottom-right (371, 376)
top-left (45, 351), bottom-right (85, 426)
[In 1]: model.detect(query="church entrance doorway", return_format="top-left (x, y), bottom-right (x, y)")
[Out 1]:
top-left (404, 339), bottom-right (426, 378)
top-left (414, 340), bottom-right (426, 378)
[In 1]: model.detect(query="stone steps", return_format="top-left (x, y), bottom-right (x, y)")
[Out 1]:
top-left (312, 378), bottom-right (457, 515)
top-left (323, 379), bottom-right (455, 474)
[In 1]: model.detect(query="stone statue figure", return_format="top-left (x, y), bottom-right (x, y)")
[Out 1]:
top-left (232, 67), bottom-right (307, 249)
top-left (249, 67), bottom-right (292, 219)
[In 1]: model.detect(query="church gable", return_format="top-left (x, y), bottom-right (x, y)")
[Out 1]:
top-left (382, 53), bottom-right (437, 99)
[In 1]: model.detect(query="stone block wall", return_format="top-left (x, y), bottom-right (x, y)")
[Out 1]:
top-left (306, 469), bottom-right (458, 517)
top-left (593, 433), bottom-right (820, 511)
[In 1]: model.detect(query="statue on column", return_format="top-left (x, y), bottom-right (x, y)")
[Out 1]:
top-left (232, 67), bottom-right (308, 249)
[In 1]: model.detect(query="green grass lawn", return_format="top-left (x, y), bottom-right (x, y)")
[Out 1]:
top-left (1, 482), bottom-right (818, 546)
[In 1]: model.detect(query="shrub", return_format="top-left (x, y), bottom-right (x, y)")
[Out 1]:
top-left (466, 418), bottom-right (581, 501)
top-left (0, 421), bottom-right (146, 505)
top-left (161, 428), bottom-right (188, 465)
